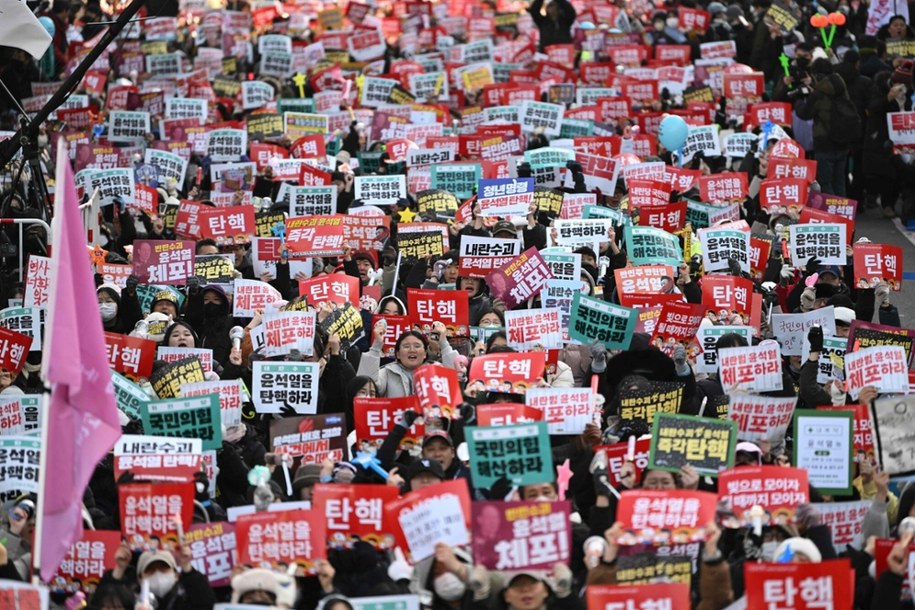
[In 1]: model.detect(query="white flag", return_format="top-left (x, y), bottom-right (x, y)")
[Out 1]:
top-left (0, 0), bottom-right (53, 59)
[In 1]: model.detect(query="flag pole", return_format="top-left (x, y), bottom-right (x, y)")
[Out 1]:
top-left (0, 0), bottom-right (146, 169)
top-left (30, 390), bottom-right (53, 586)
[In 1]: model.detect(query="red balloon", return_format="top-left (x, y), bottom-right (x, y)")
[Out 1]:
top-left (810, 14), bottom-right (829, 27)
top-left (829, 11), bottom-right (847, 25)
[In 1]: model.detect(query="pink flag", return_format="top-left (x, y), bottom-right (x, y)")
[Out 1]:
top-left (38, 143), bottom-right (122, 581)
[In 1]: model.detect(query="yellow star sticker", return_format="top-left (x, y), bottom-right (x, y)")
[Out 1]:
top-left (292, 72), bottom-right (307, 98)
top-left (397, 207), bottom-right (417, 223)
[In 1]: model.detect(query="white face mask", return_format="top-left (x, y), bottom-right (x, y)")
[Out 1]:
top-left (99, 303), bottom-right (118, 322)
top-left (433, 572), bottom-right (467, 601)
top-left (37, 134), bottom-right (49, 148)
top-left (666, 17), bottom-right (679, 28)
top-left (761, 541), bottom-right (779, 562)
top-left (146, 571), bottom-right (177, 599)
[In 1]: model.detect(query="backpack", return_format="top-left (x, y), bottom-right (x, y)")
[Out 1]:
top-left (830, 93), bottom-right (863, 145)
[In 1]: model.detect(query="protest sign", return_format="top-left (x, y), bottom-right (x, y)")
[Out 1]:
top-left (298, 274), bottom-right (360, 308)
top-left (372, 315), bottom-right (413, 358)
top-left (0, 307), bottom-right (40, 353)
top-left (586, 584), bottom-right (690, 610)
top-left (821, 403), bottom-right (875, 462)
top-left (355, 175), bottom-right (407, 205)
top-left (728, 395), bottom-right (796, 442)
top-left (504, 308), bottom-right (562, 350)
top-left (416, 189), bottom-right (460, 220)
top-left (845, 345), bottom-right (908, 400)
top-left (770, 306), bottom-right (836, 357)
top-left (413, 364), bottom-right (462, 419)
top-left (289, 185), bottom-right (337, 217)
top-left (354, 396), bottom-right (424, 451)
top-left (55, 530), bottom-right (121, 591)
top-left (269, 413), bottom-right (347, 465)
top-left (848, 320), bottom-right (915, 367)
top-left (619, 381), bottom-right (684, 424)
top-left (186, 522), bottom-right (236, 587)
top-left (554, 219), bottom-right (615, 249)
top-left (485, 248), bottom-right (554, 310)
top-left (23, 255), bottom-right (50, 308)
top-left (233, 279), bottom-right (283, 317)
top-left (476, 404), bottom-right (544, 427)
top-left (119, 482), bottom-right (195, 547)
top-left (318, 302), bottom-right (365, 350)
top-left (802, 334), bottom-right (848, 384)
top-left (312, 483), bottom-right (399, 549)
top-left (624, 226), bottom-right (682, 267)
top-left (616, 490), bottom-right (717, 544)
top-left (853, 243), bottom-right (903, 290)
top-left (104, 332), bottom-right (157, 378)
top-left (261, 311), bottom-right (315, 357)
top-left (194, 255), bottom-right (235, 285)
top-left (695, 325), bottom-right (753, 374)
top-left (788, 223), bottom-right (847, 266)
top-left (872, 395), bottom-right (915, 476)
top-left (471, 500), bottom-right (571, 570)
top-left (525, 387), bottom-right (594, 435)
top-left (614, 265), bottom-right (675, 307)
top-left (181, 380), bottom-right (243, 428)
top-left (407, 288), bottom-right (469, 338)
top-left (459, 236), bottom-right (522, 278)
top-left (817, 501), bottom-right (871, 554)
top-left (0, 437), bottom-right (40, 503)
top-left (717, 466), bottom-right (808, 526)
top-left (793, 409), bottom-right (853, 495)
top-left (253, 361), bottom-right (320, 414)
top-left (466, 421), bottom-right (553, 487)
top-left (467, 352), bottom-right (546, 394)
top-left (718, 341), bottom-right (784, 393)
top-left (477, 177), bottom-right (535, 217)
top-left (431, 163), bottom-right (481, 199)
top-left (141, 394), bottom-right (221, 451)
top-left (157, 347), bottom-right (214, 373)
top-left (650, 301), bottom-right (705, 359)
top-left (235, 508), bottom-right (326, 573)
top-left (285, 215), bottom-right (346, 258)
top-left (744, 559), bottom-right (852, 610)
top-left (569, 293), bottom-right (636, 350)
top-left (698, 227), bottom-right (750, 273)
top-left (614, 551), bottom-right (694, 585)
top-left (0, 395), bottom-right (41, 437)
top-left (149, 356), bottom-right (205, 399)
top-left (396, 223), bottom-right (449, 263)
top-left (649, 413), bottom-right (737, 476)
top-left (385, 479), bottom-right (472, 561)
top-left (132, 240), bottom-right (195, 285)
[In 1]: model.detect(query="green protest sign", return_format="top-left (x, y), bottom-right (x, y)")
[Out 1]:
top-left (112, 370), bottom-right (150, 421)
top-left (466, 421), bottom-right (553, 487)
top-left (569, 293), bottom-right (636, 349)
top-left (431, 164), bottom-right (481, 199)
top-left (140, 394), bottom-right (222, 451)
top-left (649, 412), bottom-right (737, 477)
top-left (624, 226), bottom-right (682, 267)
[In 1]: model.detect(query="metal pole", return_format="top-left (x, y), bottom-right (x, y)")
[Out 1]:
top-left (0, 0), bottom-right (147, 168)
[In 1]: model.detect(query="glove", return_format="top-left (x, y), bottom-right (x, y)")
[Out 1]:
top-left (807, 326), bottom-right (824, 353)
top-left (125, 273), bottom-right (139, 294)
top-left (727, 257), bottom-right (742, 277)
top-left (186, 275), bottom-right (202, 294)
top-left (800, 286), bottom-right (816, 312)
top-left (399, 409), bottom-right (419, 429)
top-left (549, 563), bottom-right (573, 598)
top-left (875, 282), bottom-right (891, 308)
top-left (672, 345), bottom-right (690, 376)
top-left (780, 265), bottom-right (795, 281)
top-left (804, 257), bottom-right (821, 277)
top-left (469, 565), bottom-right (491, 601)
top-left (829, 380), bottom-right (846, 406)
top-left (591, 340), bottom-right (608, 374)
top-left (459, 402), bottom-right (475, 425)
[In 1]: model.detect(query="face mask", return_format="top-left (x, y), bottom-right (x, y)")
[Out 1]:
top-left (433, 572), bottom-right (467, 601)
top-left (37, 134), bottom-right (49, 148)
top-left (653, 20), bottom-right (665, 30)
top-left (761, 541), bottom-right (779, 562)
top-left (795, 57), bottom-right (810, 70)
top-left (99, 303), bottom-right (118, 322)
top-left (666, 17), bottom-right (679, 28)
top-left (203, 302), bottom-right (223, 317)
top-left (146, 571), bottom-right (177, 599)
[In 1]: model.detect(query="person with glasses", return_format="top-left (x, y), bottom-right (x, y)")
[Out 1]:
top-left (357, 330), bottom-right (430, 398)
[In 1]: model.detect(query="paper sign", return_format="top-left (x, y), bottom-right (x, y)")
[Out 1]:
top-left (104, 332), bottom-right (157, 378)
top-left (728, 395), bottom-right (797, 442)
top-left (385, 479), bottom-right (471, 561)
top-left (467, 352), bottom-right (546, 395)
top-left (853, 243), bottom-right (903, 290)
top-left (616, 490), bottom-right (717, 544)
top-left (569, 293), bottom-right (636, 350)
top-left (459, 236), bottom-right (522, 278)
top-left (119, 482), bottom-right (194, 546)
top-left (185, 522), bottom-right (236, 587)
top-left (717, 466), bottom-right (808, 526)
top-left (235, 508), bottom-right (326, 572)
top-left (695, 325), bottom-right (753, 374)
top-left (587, 584), bottom-right (690, 610)
top-left (718, 341), bottom-right (784, 393)
top-left (770, 306), bottom-right (836, 357)
top-left (354, 396), bottom-right (424, 451)
top-left (788, 223), bottom-right (847, 267)
top-left (269, 413), bottom-right (347, 465)
top-left (466, 421), bottom-right (554, 487)
top-left (793, 409), bottom-right (853, 495)
top-left (312, 483), bottom-right (400, 549)
top-left (524, 387), bottom-right (593, 435)
top-left (252, 361), bottom-right (320, 414)
top-left (744, 559), bottom-right (852, 610)
top-left (132, 240), bottom-right (195, 285)
top-left (504, 308), bottom-right (563, 351)
top-left (649, 413), bottom-right (737, 476)
top-left (0, 436), bottom-right (40, 503)
top-left (141, 394), bottom-right (222, 451)
top-left (844, 345), bottom-right (908, 399)
top-left (471, 500), bottom-right (571, 570)
top-left (413, 363), bottom-right (463, 419)
top-left (619, 381), bottom-right (684, 424)
top-left (485, 248), bottom-right (554, 310)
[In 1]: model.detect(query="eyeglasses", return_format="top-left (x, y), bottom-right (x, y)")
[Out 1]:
top-left (400, 343), bottom-right (425, 351)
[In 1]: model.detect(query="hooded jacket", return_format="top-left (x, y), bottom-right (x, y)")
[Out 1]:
top-left (795, 72), bottom-right (852, 152)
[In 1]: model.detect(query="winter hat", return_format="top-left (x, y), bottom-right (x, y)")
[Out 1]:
top-left (708, 2), bottom-right (726, 14)
top-left (726, 4), bottom-right (745, 20)
top-left (292, 463), bottom-right (323, 495)
top-left (152, 290), bottom-right (179, 309)
top-left (231, 568), bottom-right (279, 603)
top-left (892, 60), bottom-right (914, 86)
top-left (773, 537), bottom-right (822, 563)
top-left (137, 550), bottom-right (177, 575)
top-left (97, 283), bottom-right (122, 305)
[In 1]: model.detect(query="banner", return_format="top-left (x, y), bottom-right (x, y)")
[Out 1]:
top-left (354, 396), bottom-right (424, 451)
top-left (524, 387), bottom-right (594, 435)
top-left (718, 466), bottom-right (808, 526)
top-left (312, 483), bottom-right (399, 549)
top-left (235, 508), bottom-right (326, 572)
top-left (384, 479), bottom-right (471, 561)
top-left (728, 395), bottom-right (796, 442)
top-left (471, 500), bottom-right (571, 570)
top-left (466, 421), bottom-right (553, 487)
top-left (119, 482), bottom-right (195, 547)
top-left (132, 240), bottom-right (195, 285)
top-left (718, 341), bottom-right (784, 393)
top-left (504, 308), bottom-right (563, 350)
top-left (649, 413), bottom-right (737, 476)
top-left (252, 361), bottom-right (320, 414)
top-left (853, 243), bottom-right (903, 290)
top-left (744, 560), bottom-right (852, 610)
top-left (412, 363), bottom-right (462, 419)
top-left (141, 394), bottom-right (222, 451)
top-left (467, 352), bottom-right (546, 394)
top-left (569, 293), bottom-right (636, 350)
top-left (485, 248), bottom-right (554, 310)
top-left (270, 413), bottom-right (348, 465)
top-left (616, 490), bottom-right (717, 544)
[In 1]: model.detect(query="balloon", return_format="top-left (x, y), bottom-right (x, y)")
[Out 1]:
top-left (828, 11), bottom-right (846, 25)
top-left (810, 14), bottom-right (829, 27)
top-left (658, 115), bottom-right (689, 152)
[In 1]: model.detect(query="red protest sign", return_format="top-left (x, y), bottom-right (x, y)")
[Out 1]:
top-left (678, 6), bottom-right (711, 32)
top-left (701, 275), bottom-right (754, 324)
top-left (699, 172), bottom-right (747, 203)
top-left (485, 247), bottom-right (554, 311)
top-left (759, 178), bottom-right (809, 214)
top-left (312, 483), bottom-right (399, 549)
top-left (185, 522), bottom-right (236, 587)
top-left (476, 404), bottom-right (544, 427)
top-left (798, 207), bottom-right (854, 245)
top-left (471, 500), bottom-right (571, 570)
top-left (198, 206), bottom-right (255, 244)
top-left (767, 157), bottom-right (818, 182)
top-left (132, 239), bottom-right (196, 285)
top-left (718, 465), bottom-right (809, 525)
top-left (650, 301), bottom-right (705, 359)
top-left (746, 102), bottom-right (792, 126)
top-left (286, 215), bottom-right (346, 257)
top-left (627, 179), bottom-right (671, 208)
top-left (587, 583), bottom-right (690, 610)
top-left (235, 509), bottom-right (326, 573)
top-left (371, 314), bottom-right (413, 358)
top-left (806, 191), bottom-right (858, 221)
top-left (133, 182), bottom-right (157, 216)
top-left (615, 490), bottom-right (717, 544)
top-left (119, 482), bottom-right (195, 546)
top-left (637, 201), bottom-right (687, 233)
top-left (413, 363), bottom-right (462, 419)
top-left (104, 332), bottom-right (157, 378)
top-left (467, 352), bottom-right (547, 395)
top-left (853, 243), bottom-right (903, 291)
top-left (723, 72), bottom-right (764, 99)
top-left (55, 530), bottom-right (121, 590)
top-left (597, 437), bottom-right (653, 487)
top-left (385, 479), bottom-right (472, 561)
top-left (771, 137), bottom-right (804, 159)
top-left (820, 404), bottom-right (875, 459)
top-left (354, 396), bottom-right (424, 451)
top-left (298, 273), bottom-right (360, 307)
top-left (614, 265), bottom-right (676, 308)
top-left (290, 135), bottom-right (326, 159)
top-left (0, 327), bottom-right (31, 375)
top-left (749, 235), bottom-right (773, 280)
top-left (745, 559), bottom-right (853, 610)
top-left (407, 288), bottom-right (470, 337)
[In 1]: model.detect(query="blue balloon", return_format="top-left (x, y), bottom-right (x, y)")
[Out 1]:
top-left (658, 115), bottom-right (689, 152)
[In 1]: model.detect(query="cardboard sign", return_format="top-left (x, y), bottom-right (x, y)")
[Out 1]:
top-left (132, 240), bottom-right (195, 285)
top-left (261, 311), bottom-right (315, 357)
top-left (141, 394), bottom-right (222, 451)
top-left (718, 341), bottom-right (784, 393)
top-left (649, 413), bottom-right (737, 476)
top-left (458, 236), bottom-right (522, 278)
top-left (471, 500), bottom-right (571, 570)
top-left (312, 483), bottom-right (399, 549)
top-left (182, 380), bottom-right (243, 428)
top-left (625, 226), bottom-right (682, 267)
top-left (504, 308), bottom-right (562, 351)
top-left (119, 482), bottom-right (195, 546)
top-left (408, 288), bottom-right (469, 337)
top-left (793, 409), bottom-right (853, 495)
top-left (467, 352), bottom-right (546, 395)
top-left (616, 490), bottom-right (717, 544)
top-left (619, 381), bottom-right (684, 424)
top-left (698, 227), bottom-right (750, 274)
top-left (467, 421), bottom-right (554, 487)
top-left (728, 395), bottom-right (797, 442)
top-left (524, 387), bottom-right (594, 435)
top-left (235, 508), bottom-right (326, 572)
top-left (871, 395), bottom-right (915, 476)
top-left (717, 466), bottom-right (808, 526)
top-left (853, 243), bottom-right (903, 290)
top-left (650, 301), bottom-right (705, 359)
top-left (104, 332), bottom-right (157, 378)
top-left (0, 327), bottom-right (31, 375)
top-left (233, 279), bottom-right (283, 317)
top-left (412, 363), bottom-right (462, 419)
top-left (252, 361), bottom-right (320, 414)
top-left (385, 479), bottom-right (471, 561)
top-left (485, 248), bottom-right (554, 310)
top-left (285, 215), bottom-right (346, 257)
top-left (185, 522), bottom-right (236, 587)
top-left (269, 413), bottom-right (347, 465)
top-left (353, 396), bottom-right (424, 451)
top-left (788, 223), bottom-right (847, 267)
top-left (744, 560), bottom-right (852, 610)
top-left (55, 530), bottom-right (121, 590)
top-left (149, 356), bottom-right (205, 399)
top-left (586, 584), bottom-right (690, 610)
top-left (844, 345), bottom-right (908, 400)
top-left (570, 293), bottom-right (637, 350)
